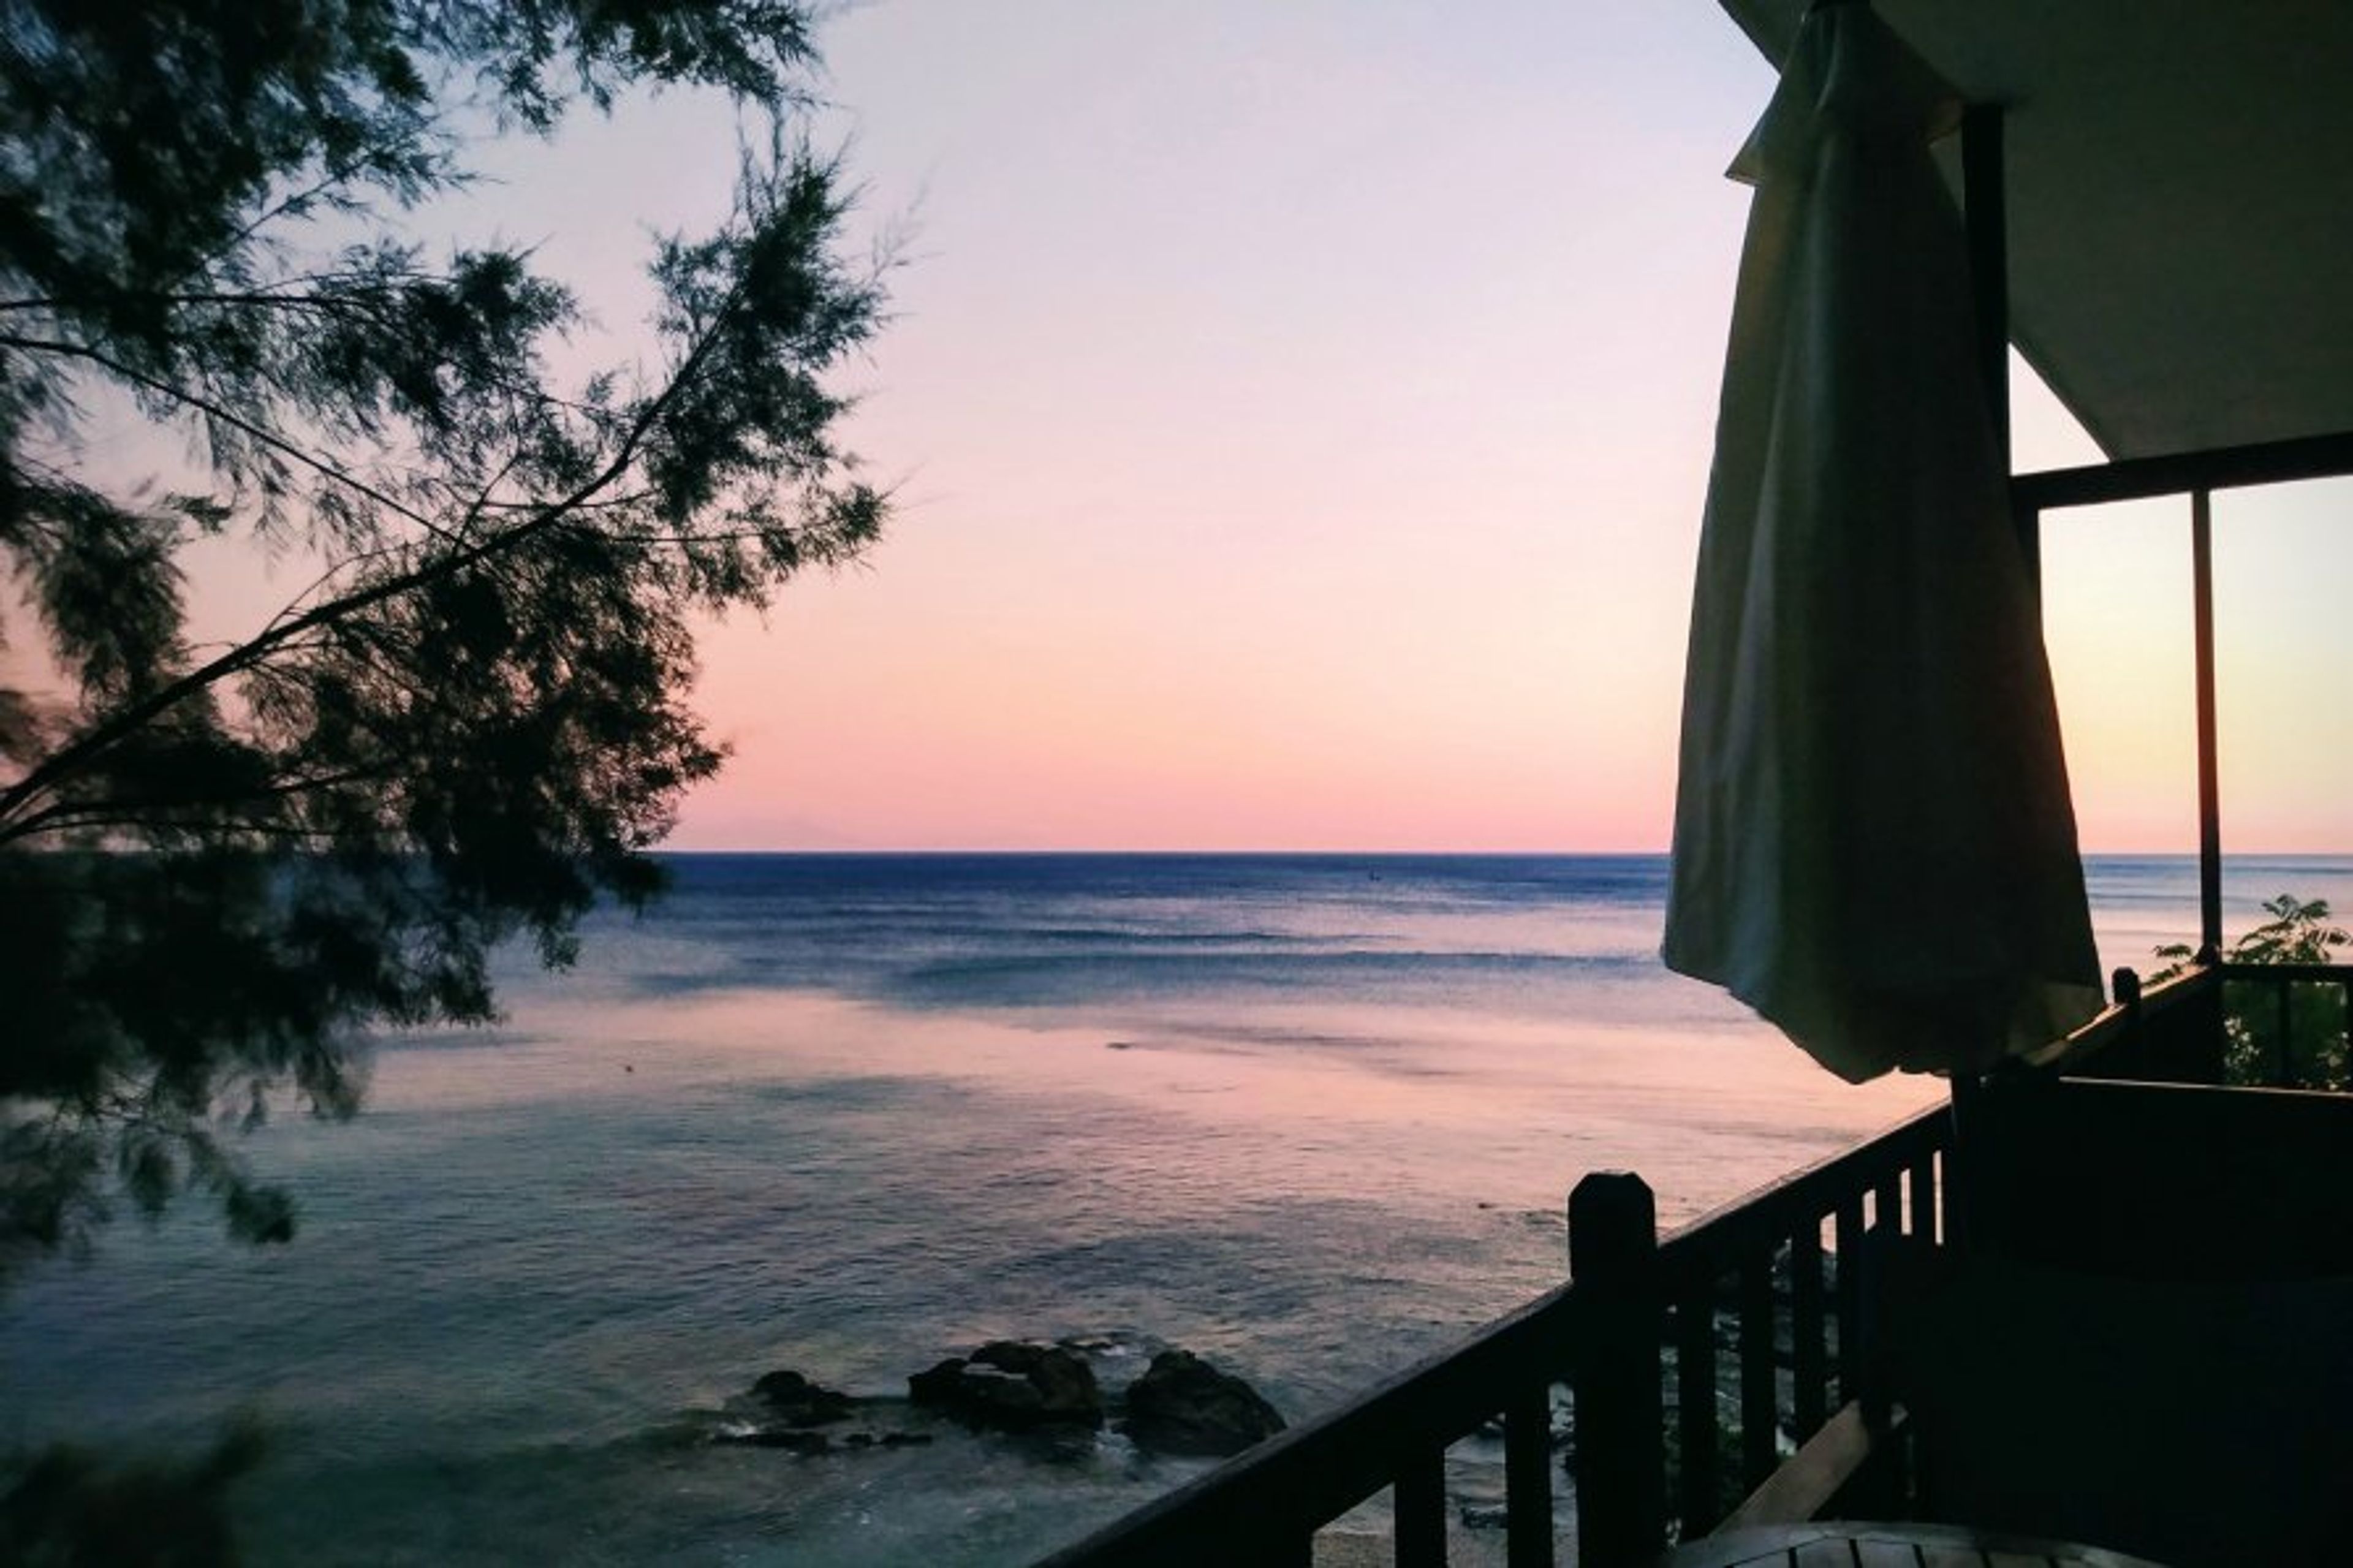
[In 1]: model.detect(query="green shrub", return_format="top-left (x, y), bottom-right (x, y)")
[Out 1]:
top-left (2153, 897), bottom-right (2351, 1088)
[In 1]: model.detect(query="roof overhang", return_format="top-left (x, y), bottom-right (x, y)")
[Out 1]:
top-left (1716, 0), bottom-right (2353, 461)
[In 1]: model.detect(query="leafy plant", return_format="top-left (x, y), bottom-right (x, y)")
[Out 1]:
top-left (2153, 896), bottom-right (2352, 1088)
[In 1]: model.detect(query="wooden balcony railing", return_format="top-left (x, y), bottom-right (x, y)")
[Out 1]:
top-left (1039, 1110), bottom-right (1950, 1567)
top-left (2067, 960), bottom-right (2353, 1091)
top-left (2215, 961), bottom-right (2353, 1089)
top-left (1036, 958), bottom-right (2352, 1567)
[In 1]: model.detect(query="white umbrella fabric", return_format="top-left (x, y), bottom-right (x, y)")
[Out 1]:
top-left (1662, 0), bottom-right (2101, 1081)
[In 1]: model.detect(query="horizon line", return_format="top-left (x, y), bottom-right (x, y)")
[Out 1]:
top-left (651, 845), bottom-right (2353, 858)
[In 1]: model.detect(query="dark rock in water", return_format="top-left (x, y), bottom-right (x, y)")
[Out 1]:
top-left (1119, 1350), bottom-right (1285, 1456)
top-left (750, 1369), bottom-right (855, 1428)
top-left (909, 1357), bottom-right (971, 1407)
top-left (982, 1341), bottom-right (1101, 1421)
top-left (907, 1341), bottom-right (1103, 1431)
top-left (713, 1366), bottom-right (947, 1455)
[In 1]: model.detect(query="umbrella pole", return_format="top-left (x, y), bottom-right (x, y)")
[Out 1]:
top-left (1947, 100), bottom-right (2015, 1257)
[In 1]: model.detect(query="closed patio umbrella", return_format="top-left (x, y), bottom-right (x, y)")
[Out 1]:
top-left (1662, 0), bottom-right (2101, 1080)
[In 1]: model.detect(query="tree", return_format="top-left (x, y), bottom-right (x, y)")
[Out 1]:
top-left (0, 1), bottom-right (889, 1278)
top-left (2153, 896), bottom-right (2352, 1088)
top-left (1, 1417), bottom-right (265, 1566)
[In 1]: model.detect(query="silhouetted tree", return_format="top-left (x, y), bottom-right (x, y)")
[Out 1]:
top-left (1, 1417), bottom-right (265, 1566)
top-left (0, 1), bottom-right (889, 1276)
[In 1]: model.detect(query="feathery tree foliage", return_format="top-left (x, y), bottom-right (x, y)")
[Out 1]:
top-left (0, 0), bottom-right (889, 1278)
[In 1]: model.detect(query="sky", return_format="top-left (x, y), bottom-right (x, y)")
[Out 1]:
top-left (115, 1), bottom-right (2353, 851)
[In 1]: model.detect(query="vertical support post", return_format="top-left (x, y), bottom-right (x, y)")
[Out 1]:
top-left (1570, 1172), bottom-right (1662, 1568)
top-left (1963, 105), bottom-right (2010, 464)
top-left (2109, 966), bottom-right (2144, 1078)
top-left (1963, 104), bottom-right (2029, 579)
top-left (1833, 1195), bottom-right (1866, 1401)
top-left (2342, 978), bottom-right (2352, 1085)
top-left (1675, 1287), bottom-right (1721, 1534)
top-left (2341, 979), bottom-right (2352, 1085)
top-left (1393, 1447), bottom-right (1449, 1568)
top-left (1790, 1221), bottom-right (1828, 1441)
top-left (2275, 975), bottom-right (2295, 1087)
top-left (1906, 1151), bottom-right (1938, 1244)
top-left (1872, 1173), bottom-right (1904, 1244)
top-left (1736, 1257), bottom-right (1776, 1488)
top-left (1943, 1073), bottom-right (1979, 1256)
top-left (2190, 964), bottom-right (2230, 1086)
top-left (1504, 1386), bottom-right (1554, 1568)
top-left (1854, 1222), bottom-right (1903, 1438)
top-left (2012, 501), bottom-right (2042, 601)
top-left (1958, 100), bottom-right (2021, 1181)
top-left (2192, 487), bottom-right (2222, 960)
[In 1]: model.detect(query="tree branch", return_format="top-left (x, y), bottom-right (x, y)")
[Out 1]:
top-left (0, 284), bottom-right (743, 841)
top-left (2, 764), bottom-right (390, 843)
top-left (0, 330), bottom-right (456, 543)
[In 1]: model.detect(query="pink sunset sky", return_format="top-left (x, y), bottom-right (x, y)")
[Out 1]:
top-left (142, 1), bottom-right (2353, 851)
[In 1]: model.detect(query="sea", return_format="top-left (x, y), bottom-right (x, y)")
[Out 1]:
top-left (4, 852), bottom-right (2347, 1565)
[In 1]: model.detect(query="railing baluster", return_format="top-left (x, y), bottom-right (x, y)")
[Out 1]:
top-left (1906, 1150), bottom-right (1936, 1244)
top-left (1675, 1286), bottom-right (1721, 1534)
top-left (1873, 1173), bottom-right (1903, 1238)
top-left (1790, 1219), bottom-right (1827, 1441)
top-left (1738, 1255), bottom-right (1776, 1488)
top-left (2341, 979), bottom-right (2352, 1087)
top-left (1504, 1386), bottom-right (1554, 1568)
top-left (2278, 975), bottom-right (2295, 1085)
top-left (1394, 1445), bottom-right (1449, 1567)
top-left (1834, 1195), bottom-right (1865, 1404)
top-left (2196, 964), bottom-right (2230, 1083)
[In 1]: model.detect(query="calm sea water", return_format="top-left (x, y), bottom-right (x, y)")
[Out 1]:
top-left (4, 853), bottom-right (2346, 1564)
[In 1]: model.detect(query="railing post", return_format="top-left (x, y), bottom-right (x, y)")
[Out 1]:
top-left (1394, 1447), bottom-right (1448, 1568)
top-left (2275, 972), bottom-right (2295, 1086)
top-left (1570, 1172), bottom-right (1663, 1568)
top-left (1854, 1222), bottom-right (1904, 1437)
top-left (1790, 1220), bottom-right (1828, 1439)
top-left (2107, 966), bottom-right (2145, 1080)
top-left (1941, 1078), bottom-right (1977, 1253)
top-left (1736, 1256), bottom-right (1776, 1489)
top-left (2113, 966), bottom-right (2142, 1020)
top-left (1673, 1282), bottom-right (1721, 1535)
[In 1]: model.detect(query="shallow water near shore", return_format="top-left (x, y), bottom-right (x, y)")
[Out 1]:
top-left (4, 853), bottom-right (2344, 1563)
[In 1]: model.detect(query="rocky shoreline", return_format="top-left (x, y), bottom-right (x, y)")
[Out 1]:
top-left (708, 1336), bottom-right (1286, 1461)
top-left (696, 1252), bottom-right (1830, 1550)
